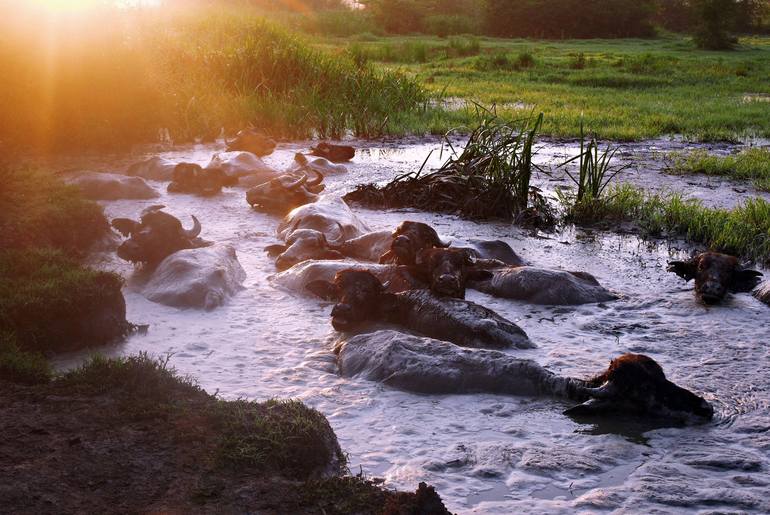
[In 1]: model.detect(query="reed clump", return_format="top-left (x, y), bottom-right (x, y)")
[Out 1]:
top-left (345, 113), bottom-right (555, 226)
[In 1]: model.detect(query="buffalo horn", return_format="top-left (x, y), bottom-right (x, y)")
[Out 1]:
top-left (181, 215), bottom-right (202, 239)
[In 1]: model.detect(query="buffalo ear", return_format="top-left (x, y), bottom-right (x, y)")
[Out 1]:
top-left (467, 269), bottom-right (494, 282)
top-left (265, 244), bottom-right (287, 257)
top-left (306, 280), bottom-right (338, 301)
top-left (667, 260), bottom-right (696, 281)
top-left (732, 269), bottom-right (764, 292)
top-left (111, 218), bottom-right (138, 237)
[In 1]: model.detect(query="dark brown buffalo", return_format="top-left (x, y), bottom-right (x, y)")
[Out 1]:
top-left (309, 142), bottom-right (355, 162)
top-left (307, 270), bottom-right (533, 349)
top-left (667, 251), bottom-right (762, 304)
top-left (379, 221), bottom-right (450, 266)
top-left (167, 163), bottom-right (237, 196)
top-left (112, 206), bottom-right (205, 265)
top-left (414, 247), bottom-right (493, 299)
top-left (246, 170), bottom-right (324, 213)
top-left (564, 354), bottom-right (714, 420)
top-left (225, 129), bottom-right (276, 156)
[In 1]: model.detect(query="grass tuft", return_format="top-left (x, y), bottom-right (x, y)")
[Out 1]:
top-left (214, 399), bottom-right (345, 478)
top-left (0, 249), bottom-right (128, 352)
top-left (569, 184), bottom-right (770, 263)
top-left (0, 332), bottom-right (52, 385)
top-left (667, 148), bottom-right (770, 191)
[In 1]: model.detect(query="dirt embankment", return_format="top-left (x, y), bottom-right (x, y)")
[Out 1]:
top-left (0, 356), bottom-right (451, 515)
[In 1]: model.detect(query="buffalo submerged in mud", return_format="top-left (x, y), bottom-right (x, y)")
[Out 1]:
top-left (266, 196), bottom-right (371, 271)
top-left (112, 205), bottom-right (205, 265)
top-left (246, 169), bottom-right (325, 213)
top-left (668, 251), bottom-right (763, 304)
top-left (336, 330), bottom-right (714, 422)
top-left (307, 269), bottom-right (533, 349)
top-left (112, 207), bottom-right (245, 309)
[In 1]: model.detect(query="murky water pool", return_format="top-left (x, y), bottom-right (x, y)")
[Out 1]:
top-left (54, 138), bottom-right (770, 513)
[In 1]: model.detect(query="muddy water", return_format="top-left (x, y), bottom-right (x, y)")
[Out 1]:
top-left (55, 139), bottom-right (770, 513)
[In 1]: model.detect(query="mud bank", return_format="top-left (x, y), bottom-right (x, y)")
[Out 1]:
top-left (0, 356), bottom-right (451, 515)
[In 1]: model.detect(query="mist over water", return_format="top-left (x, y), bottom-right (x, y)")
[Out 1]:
top-left (56, 138), bottom-right (770, 513)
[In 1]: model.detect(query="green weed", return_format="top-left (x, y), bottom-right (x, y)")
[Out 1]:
top-left (668, 147), bottom-right (770, 191)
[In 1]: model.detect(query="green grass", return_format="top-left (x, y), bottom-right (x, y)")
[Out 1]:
top-left (0, 332), bottom-right (52, 385)
top-left (0, 249), bottom-right (128, 352)
top-left (0, 5), bottom-right (425, 150)
top-left (0, 167), bottom-right (109, 254)
top-left (667, 147), bottom-right (770, 191)
top-left (569, 184), bottom-right (770, 263)
top-left (213, 398), bottom-right (345, 478)
top-left (319, 34), bottom-right (770, 141)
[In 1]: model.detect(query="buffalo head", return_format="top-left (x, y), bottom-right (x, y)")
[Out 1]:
top-left (306, 270), bottom-right (393, 332)
top-left (415, 247), bottom-right (493, 299)
top-left (309, 142), bottom-right (355, 162)
top-left (112, 205), bottom-right (203, 265)
top-left (168, 163), bottom-right (237, 196)
top-left (565, 354), bottom-right (713, 421)
top-left (265, 229), bottom-right (345, 271)
top-left (379, 221), bottom-right (450, 266)
top-left (225, 129), bottom-right (276, 157)
top-left (667, 252), bottom-right (762, 304)
top-left (246, 170), bottom-right (324, 213)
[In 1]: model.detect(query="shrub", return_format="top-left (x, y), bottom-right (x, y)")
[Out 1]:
top-left (694, 0), bottom-right (739, 49)
top-left (425, 15), bottom-right (479, 37)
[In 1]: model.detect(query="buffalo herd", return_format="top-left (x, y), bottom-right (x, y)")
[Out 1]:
top-left (87, 130), bottom-right (769, 426)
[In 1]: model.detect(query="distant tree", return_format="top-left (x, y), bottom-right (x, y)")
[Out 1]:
top-left (364, 0), bottom-right (429, 33)
top-left (484, 0), bottom-right (655, 39)
top-left (693, 0), bottom-right (739, 49)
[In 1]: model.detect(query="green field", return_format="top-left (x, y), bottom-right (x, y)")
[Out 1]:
top-left (319, 34), bottom-right (770, 141)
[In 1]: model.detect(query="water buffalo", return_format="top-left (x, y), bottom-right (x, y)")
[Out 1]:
top-left (470, 266), bottom-right (617, 305)
top-left (205, 151), bottom-right (277, 180)
top-left (167, 163), bottom-right (238, 196)
top-left (66, 172), bottom-right (159, 200)
top-left (454, 238), bottom-right (526, 266)
top-left (271, 260), bottom-right (424, 296)
top-left (125, 156), bottom-right (177, 181)
top-left (225, 129), bottom-right (276, 157)
top-left (379, 221), bottom-right (450, 266)
top-left (414, 247), bottom-right (491, 299)
top-left (667, 252), bottom-right (763, 304)
top-left (337, 230), bottom-right (394, 262)
top-left (309, 142), bottom-right (355, 162)
top-left (287, 153), bottom-right (348, 176)
top-left (112, 205), bottom-right (206, 265)
top-left (307, 270), bottom-right (533, 349)
top-left (337, 330), bottom-right (713, 422)
top-left (246, 170), bottom-right (324, 213)
top-left (143, 244), bottom-right (246, 310)
top-left (266, 197), bottom-right (370, 271)
top-left (753, 281), bottom-right (770, 306)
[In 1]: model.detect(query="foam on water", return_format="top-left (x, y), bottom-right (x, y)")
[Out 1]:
top-left (54, 138), bottom-right (770, 513)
